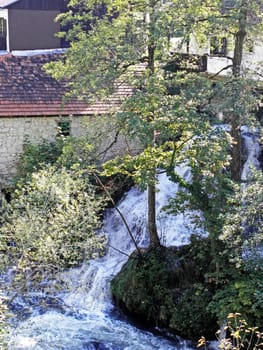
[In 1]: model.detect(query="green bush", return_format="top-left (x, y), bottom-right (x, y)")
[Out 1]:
top-left (14, 136), bottom-right (64, 184)
top-left (111, 248), bottom-right (173, 322)
top-left (209, 271), bottom-right (263, 328)
top-left (0, 166), bottom-right (106, 290)
top-left (198, 313), bottom-right (263, 350)
top-left (170, 285), bottom-right (217, 340)
top-left (14, 134), bottom-right (99, 184)
top-left (111, 244), bottom-right (218, 341)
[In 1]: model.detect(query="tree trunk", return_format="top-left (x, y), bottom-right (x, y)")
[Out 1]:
top-left (148, 184), bottom-right (160, 247)
top-left (230, 0), bottom-right (248, 182)
top-left (145, 2), bottom-right (160, 248)
top-left (230, 114), bottom-right (242, 182)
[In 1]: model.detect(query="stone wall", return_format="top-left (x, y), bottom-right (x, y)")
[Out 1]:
top-left (0, 115), bottom-right (84, 186)
top-left (0, 114), bottom-right (139, 188)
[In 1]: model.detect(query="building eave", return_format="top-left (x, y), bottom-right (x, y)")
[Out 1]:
top-left (0, 0), bottom-right (19, 9)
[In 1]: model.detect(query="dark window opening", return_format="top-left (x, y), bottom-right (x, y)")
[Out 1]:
top-left (246, 38), bottom-right (254, 53)
top-left (210, 37), bottom-right (227, 56)
top-left (0, 18), bottom-right (7, 51)
top-left (57, 119), bottom-right (71, 137)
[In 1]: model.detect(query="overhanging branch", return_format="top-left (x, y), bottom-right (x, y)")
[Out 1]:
top-left (209, 64), bottom-right (233, 79)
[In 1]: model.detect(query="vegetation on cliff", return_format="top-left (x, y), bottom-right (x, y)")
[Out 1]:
top-left (111, 240), bottom-right (218, 340)
top-left (111, 170), bottom-right (263, 341)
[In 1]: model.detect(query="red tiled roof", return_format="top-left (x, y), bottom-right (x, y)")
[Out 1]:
top-left (0, 53), bottom-right (130, 117)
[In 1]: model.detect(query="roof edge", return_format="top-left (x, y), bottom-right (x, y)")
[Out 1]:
top-left (0, 0), bottom-right (20, 9)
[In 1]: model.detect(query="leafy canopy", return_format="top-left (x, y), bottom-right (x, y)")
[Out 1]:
top-left (46, 0), bottom-right (233, 247)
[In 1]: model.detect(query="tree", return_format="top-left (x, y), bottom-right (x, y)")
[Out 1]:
top-left (230, 0), bottom-right (262, 181)
top-left (208, 0), bottom-right (263, 181)
top-left (47, 0), bottom-right (231, 247)
top-left (45, 0), bottom-right (263, 333)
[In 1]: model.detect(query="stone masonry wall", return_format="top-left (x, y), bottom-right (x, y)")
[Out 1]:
top-left (0, 115), bottom-right (84, 187)
top-left (0, 115), bottom-right (139, 188)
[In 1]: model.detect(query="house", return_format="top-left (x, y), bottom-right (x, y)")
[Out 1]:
top-left (0, 1), bottom-right (261, 186)
top-left (0, 51), bottom-right (130, 186)
top-left (170, 34), bottom-right (263, 79)
top-left (168, 0), bottom-right (263, 79)
top-left (0, 0), bottom-right (68, 52)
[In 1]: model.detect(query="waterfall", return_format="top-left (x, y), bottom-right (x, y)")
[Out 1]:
top-left (7, 166), bottom-right (199, 350)
top-left (241, 126), bottom-right (261, 181)
top-left (6, 130), bottom-right (262, 350)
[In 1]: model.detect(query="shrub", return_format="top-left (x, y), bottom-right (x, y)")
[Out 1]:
top-left (0, 166), bottom-right (106, 290)
top-left (209, 271), bottom-right (263, 328)
top-left (14, 136), bottom-right (64, 184)
top-left (198, 313), bottom-right (263, 350)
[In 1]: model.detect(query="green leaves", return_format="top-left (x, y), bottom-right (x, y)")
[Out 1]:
top-left (0, 296), bottom-right (8, 350)
top-left (221, 169), bottom-right (263, 270)
top-left (0, 166), bottom-right (106, 290)
top-left (210, 274), bottom-right (263, 326)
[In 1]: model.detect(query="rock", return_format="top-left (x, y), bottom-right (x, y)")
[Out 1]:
top-left (111, 240), bottom-right (218, 341)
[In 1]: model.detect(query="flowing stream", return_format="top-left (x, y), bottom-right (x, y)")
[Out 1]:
top-left (7, 165), bottom-right (199, 350)
top-left (6, 129), bottom-right (262, 350)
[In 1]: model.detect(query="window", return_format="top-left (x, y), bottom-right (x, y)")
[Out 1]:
top-left (210, 37), bottom-right (227, 57)
top-left (0, 18), bottom-right (7, 51)
top-left (57, 119), bottom-right (71, 137)
top-left (246, 38), bottom-right (254, 53)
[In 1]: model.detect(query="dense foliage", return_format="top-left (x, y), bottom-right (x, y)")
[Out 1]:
top-left (14, 133), bottom-right (99, 184)
top-left (111, 241), bottom-right (218, 340)
top-left (211, 169), bottom-right (263, 325)
top-left (14, 136), bottom-right (64, 184)
top-left (0, 297), bottom-right (8, 350)
top-left (0, 165), bottom-right (106, 290)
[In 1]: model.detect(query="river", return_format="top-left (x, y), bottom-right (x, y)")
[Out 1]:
top-left (6, 128), bottom-right (262, 350)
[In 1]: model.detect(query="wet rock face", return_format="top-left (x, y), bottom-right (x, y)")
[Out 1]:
top-left (110, 243), bottom-right (218, 341)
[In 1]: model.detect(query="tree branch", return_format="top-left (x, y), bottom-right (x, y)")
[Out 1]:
top-left (94, 173), bottom-right (142, 256)
top-left (209, 64), bottom-right (233, 79)
top-left (98, 127), bottom-right (121, 159)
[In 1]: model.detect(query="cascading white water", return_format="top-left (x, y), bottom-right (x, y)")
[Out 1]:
top-left (6, 129), bottom-right (262, 350)
top-left (241, 126), bottom-right (261, 181)
top-left (8, 165), bottom-right (199, 350)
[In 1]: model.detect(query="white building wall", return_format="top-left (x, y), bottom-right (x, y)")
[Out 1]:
top-left (171, 34), bottom-right (263, 79)
top-left (243, 40), bottom-right (263, 76)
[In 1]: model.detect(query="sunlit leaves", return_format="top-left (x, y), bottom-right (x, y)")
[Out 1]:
top-left (0, 166), bottom-right (106, 290)
top-left (221, 169), bottom-right (263, 270)
top-left (46, 0), bottom-right (225, 99)
top-left (200, 313), bottom-right (263, 350)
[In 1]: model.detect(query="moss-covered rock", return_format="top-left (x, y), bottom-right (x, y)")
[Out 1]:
top-left (111, 240), bottom-right (218, 341)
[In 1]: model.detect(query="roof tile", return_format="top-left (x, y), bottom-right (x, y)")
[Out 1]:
top-left (0, 53), bottom-right (130, 117)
